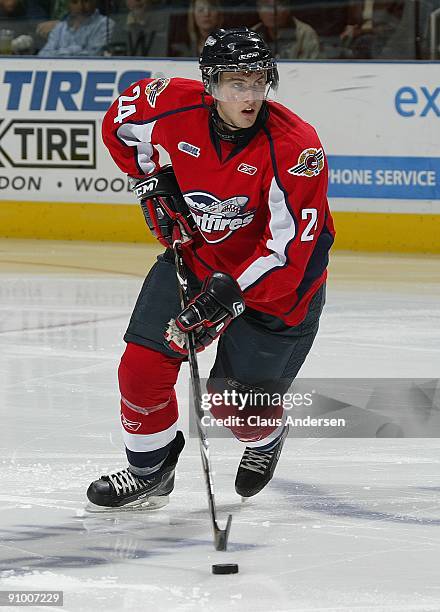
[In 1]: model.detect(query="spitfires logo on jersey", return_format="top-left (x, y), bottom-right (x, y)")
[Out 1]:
top-left (184, 192), bottom-right (255, 244)
top-left (288, 148), bottom-right (325, 178)
top-left (145, 78), bottom-right (170, 108)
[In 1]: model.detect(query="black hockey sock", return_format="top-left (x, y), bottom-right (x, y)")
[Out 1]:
top-left (125, 440), bottom-right (173, 478)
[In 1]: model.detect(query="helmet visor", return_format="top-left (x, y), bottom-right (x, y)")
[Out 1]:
top-left (210, 69), bottom-right (273, 102)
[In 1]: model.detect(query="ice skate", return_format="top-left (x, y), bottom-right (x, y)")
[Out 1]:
top-left (86, 431), bottom-right (185, 511)
top-left (235, 426), bottom-right (289, 498)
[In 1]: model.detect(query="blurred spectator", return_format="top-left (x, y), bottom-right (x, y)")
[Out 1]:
top-left (189, 0), bottom-right (223, 54)
top-left (38, 0), bottom-right (114, 56)
top-left (339, 3), bottom-right (360, 49)
top-left (0, 0), bottom-right (47, 19)
top-left (36, 0), bottom-right (68, 39)
top-left (252, 0), bottom-right (320, 59)
top-left (340, 0), bottom-right (405, 58)
top-left (170, 0), bottom-right (224, 56)
top-left (380, 0), bottom-right (440, 58)
top-left (289, 0), bottom-right (357, 59)
top-left (114, 0), bottom-right (169, 56)
top-left (313, 0), bottom-right (355, 38)
top-left (0, 0), bottom-right (48, 53)
top-left (47, 0), bottom-right (68, 19)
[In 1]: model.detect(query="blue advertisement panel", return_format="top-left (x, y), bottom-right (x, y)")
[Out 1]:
top-left (327, 155), bottom-right (440, 200)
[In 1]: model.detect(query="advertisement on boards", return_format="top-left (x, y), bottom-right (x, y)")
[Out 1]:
top-left (0, 58), bottom-right (438, 213)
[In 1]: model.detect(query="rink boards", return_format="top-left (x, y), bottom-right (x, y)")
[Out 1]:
top-left (0, 57), bottom-right (438, 253)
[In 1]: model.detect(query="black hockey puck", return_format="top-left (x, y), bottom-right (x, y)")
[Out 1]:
top-left (212, 563), bottom-right (239, 575)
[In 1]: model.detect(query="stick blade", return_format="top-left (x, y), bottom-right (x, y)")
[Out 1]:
top-left (214, 514), bottom-right (232, 551)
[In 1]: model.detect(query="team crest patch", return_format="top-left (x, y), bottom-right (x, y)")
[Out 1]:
top-left (184, 191), bottom-right (255, 244)
top-left (288, 147), bottom-right (324, 177)
top-left (178, 142), bottom-right (200, 158)
top-left (237, 163), bottom-right (257, 176)
top-left (145, 78), bottom-right (170, 108)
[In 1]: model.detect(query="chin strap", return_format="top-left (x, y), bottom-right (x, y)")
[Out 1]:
top-left (209, 102), bottom-right (269, 145)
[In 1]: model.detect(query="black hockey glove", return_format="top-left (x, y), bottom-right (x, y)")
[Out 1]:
top-left (164, 272), bottom-right (245, 355)
top-left (130, 165), bottom-right (200, 248)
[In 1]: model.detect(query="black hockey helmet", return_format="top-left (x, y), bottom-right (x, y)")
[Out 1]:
top-left (199, 27), bottom-right (279, 99)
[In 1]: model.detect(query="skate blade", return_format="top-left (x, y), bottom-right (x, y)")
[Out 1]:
top-left (85, 495), bottom-right (169, 513)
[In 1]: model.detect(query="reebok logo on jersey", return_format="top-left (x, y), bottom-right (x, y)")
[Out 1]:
top-left (145, 78), bottom-right (170, 108)
top-left (288, 148), bottom-right (324, 177)
top-left (184, 192), bottom-right (255, 244)
top-left (237, 163), bottom-right (257, 176)
top-left (178, 142), bottom-right (201, 158)
top-left (121, 414), bottom-right (141, 432)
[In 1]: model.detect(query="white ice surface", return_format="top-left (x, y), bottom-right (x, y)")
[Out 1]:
top-left (1, 252), bottom-right (440, 612)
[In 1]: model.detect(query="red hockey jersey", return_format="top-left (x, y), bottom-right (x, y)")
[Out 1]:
top-left (102, 77), bottom-right (335, 326)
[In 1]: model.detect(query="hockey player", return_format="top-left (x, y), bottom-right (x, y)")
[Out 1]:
top-left (87, 27), bottom-right (335, 509)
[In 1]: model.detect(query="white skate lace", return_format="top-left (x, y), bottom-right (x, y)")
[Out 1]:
top-left (240, 449), bottom-right (273, 475)
top-left (107, 469), bottom-right (146, 497)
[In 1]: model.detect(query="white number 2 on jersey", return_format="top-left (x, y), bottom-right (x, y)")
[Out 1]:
top-left (301, 208), bottom-right (318, 242)
top-left (113, 85), bottom-right (141, 124)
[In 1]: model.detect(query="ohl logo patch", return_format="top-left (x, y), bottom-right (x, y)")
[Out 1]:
top-left (184, 192), bottom-right (255, 244)
top-left (288, 147), bottom-right (325, 178)
top-left (145, 78), bottom-right (170, 108)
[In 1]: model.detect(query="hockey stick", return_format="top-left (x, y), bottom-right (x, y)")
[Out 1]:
top-left (173, 241), bottom-right (232, 552)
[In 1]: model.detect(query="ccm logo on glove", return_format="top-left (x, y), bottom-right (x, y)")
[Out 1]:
top-left (165, 272), bottom-right (245, 354)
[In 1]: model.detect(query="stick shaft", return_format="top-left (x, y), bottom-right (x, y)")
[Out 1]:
top-left (173, 243), bottom-right (231, 551)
